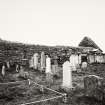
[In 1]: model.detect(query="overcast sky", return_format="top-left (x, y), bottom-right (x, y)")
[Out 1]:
top-left (0, 0), bottom-right (105, 52)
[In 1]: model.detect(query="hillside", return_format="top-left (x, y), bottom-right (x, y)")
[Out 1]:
top-left (0, 37), bottom-right (97, 64)
top-left (0, 38), bottom-right (52, 63)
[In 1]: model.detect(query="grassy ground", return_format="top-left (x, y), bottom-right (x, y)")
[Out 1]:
top-left (0, 64), bottom-right (105, 105)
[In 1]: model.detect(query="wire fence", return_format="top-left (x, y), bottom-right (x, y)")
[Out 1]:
top-left (20, 80), bottom-right (66, 105)
top-left (0, 79), bottom-right (67, 105)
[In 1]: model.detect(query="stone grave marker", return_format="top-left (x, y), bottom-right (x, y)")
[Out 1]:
top-left (52, 58), bottom-right (58, 75)
top-left (19, 66), bottom-right (24, 77)
top-left (33, 53), bottom-right (39, 69)
top-left (29, 56), bottom-right (34, 68)
top-left (84, 75), bottom-right (104, 101)
top-left (6, 61), bottom-right (10, 69)
top-left (2, 65), bottom-right (5, 76)
top-left (45, 55), bottom-right (53, 83)
top-left (81, 62), bottom-right (87, 69)
top-left (40, 51), bottom-right (46, 72)
top-left (45, 55), bottom-right (51, 74)
top-left (62, 61), bottom-right (72, 90)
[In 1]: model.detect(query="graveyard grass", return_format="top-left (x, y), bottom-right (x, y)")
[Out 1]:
top-left (0, 63), bottom-right (105, 105)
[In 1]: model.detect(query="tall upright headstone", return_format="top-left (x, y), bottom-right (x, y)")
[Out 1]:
top-left (29, 56), bottom-right (34, 68)
top-left (46, 55), bottom-right (51, 74)
top-left (62, 61), bottom-right (72, 89)
top-left (46, 55), bottom-right (53, 83)
top-left (40, 52), bottom-right (46, 72)
top-left (69, 54), bottom-right (77, 71)
top-left (33, 53), bottom-right (39, 69)
top-left (53, 56), bottom-right (58, 65)
top-left (52, 56), bottom-right (58, 75)
top-left (78, 54), bottom-right (81, 65)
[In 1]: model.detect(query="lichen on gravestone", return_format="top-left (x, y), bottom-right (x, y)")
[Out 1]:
top-left (84, 75), bottom-right (105, 101)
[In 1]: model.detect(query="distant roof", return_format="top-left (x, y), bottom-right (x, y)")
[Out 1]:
top-left (78, 36), bottom-right (102, 52)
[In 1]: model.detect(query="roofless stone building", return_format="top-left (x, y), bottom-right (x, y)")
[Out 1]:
top-left (68, 36), bottom-right (105, 71)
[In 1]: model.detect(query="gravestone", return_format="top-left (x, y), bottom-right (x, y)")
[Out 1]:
top-left (69, 54), bottom-right (77, 71)
top-left (76, 64), bottom-right (81, 73)
top-left (84, 75), bottom-right (104, 101)
top-left (6, 61), bottom-right (10, 69)
top-left (45, 55), bottom-right (51, 74)
top-left (40, 52), bottom-right (46, 72)
top-left (53, 56), bottom-right (58, 65)
top-left (19, 66), bottom-right (29, 79)
top-left (81, 62), bottom-right (87, 69)
top-left (52, 57), bottom-right (58, 75)
top-left (2, 65), bottom-right (5, 76)
top-left (29, 56), bottom-right (34, 68)
top-left (52, 65), bottom-right (58, 75)
top-left (62, 61), bottom-right (72, 90)
top-left (45, 55), bottom-right (53, 83)
top-left (19, 66), bottom-right (24, 77)
top-left (33, 53), bottom-right (39, 69)
top-left (46, 73), bottom-right (53, 84)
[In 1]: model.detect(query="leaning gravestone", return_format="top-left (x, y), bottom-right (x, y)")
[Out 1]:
top-left (62, 61), bottom-right (72, 90)
top-left (84, 75), bottom-right (105, 101)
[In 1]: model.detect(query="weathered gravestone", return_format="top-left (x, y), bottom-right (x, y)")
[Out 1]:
top-left (84, 75), bottom-right (105, 101)
top-left (81, 62), bottom-right (87, 69)
top-left (19, 66), bottom-right (24, 77)
top-left (45, 55), bottom-right (53, 83)
top-left (46, 72), bottom-right (53, 84)
top-left (52, 57), bottom-right (59, 76)
top-left (76, 64), bottom-right (81, 73)
top-left (52, 65), bottom-right (58, 75)
top-left (69, 54), bottom-right (79, 71)
top-left (33, 53), bottom-right (39, 69)
top-left (2, 65), bottom-right (5, 76)
top-left (6, 61), bottom-right (10, 69)
top-left (45, 55), bottom-right (52, 74)
top-left (29, 56), bottom-right (34, 68)
top-left (62, 61), bottom-right (72, 90)
top-left (19, 66), bottom-right (29, 79)
top-left (40, 51), bottom-right (46, 72)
